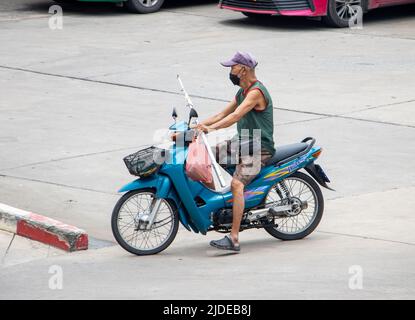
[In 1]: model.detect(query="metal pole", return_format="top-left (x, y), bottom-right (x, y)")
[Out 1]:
top-left (177, 75), bottom-right (227, 188)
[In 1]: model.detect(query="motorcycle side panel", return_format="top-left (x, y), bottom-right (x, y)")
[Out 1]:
top-left (159, 145), bottom-right (228, 234)
top-left (162, 166), bottom-right (213, 233)
top-left (221, 147), bottom-right (322, 208)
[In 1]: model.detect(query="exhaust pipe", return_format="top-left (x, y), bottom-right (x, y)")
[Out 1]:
top-left (246, 204), bottom-right (292, 221)
top-left (246, 201), bottom-right (308, 221)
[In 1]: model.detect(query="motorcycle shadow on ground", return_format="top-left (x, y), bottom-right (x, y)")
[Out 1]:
top-left (219, 4), bottom-right (415, 31)
top-left (162, 233), bottom-right (329, 258)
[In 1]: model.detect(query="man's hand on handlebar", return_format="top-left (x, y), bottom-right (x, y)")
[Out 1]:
top-left (195, 123), bottom-right (212, 134)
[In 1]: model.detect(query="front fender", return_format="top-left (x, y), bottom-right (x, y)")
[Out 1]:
top-left (118, 174), bottom-right (171, 198)
top-left (118, 174), bottom-right (194, 232)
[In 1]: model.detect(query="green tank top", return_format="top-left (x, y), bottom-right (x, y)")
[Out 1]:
top-left (235, 81), bottom-right (275, 155)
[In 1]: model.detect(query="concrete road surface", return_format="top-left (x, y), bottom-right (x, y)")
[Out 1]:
top-left (0, 0), bottom-right (414, 299)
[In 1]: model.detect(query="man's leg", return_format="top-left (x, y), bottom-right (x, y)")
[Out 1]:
top-left (229, 153), bottom-right (262, 245)
top-left (230, 178), bottom-right (244, 245)
top-left (209, 150), bottom-right (273, 251)
top-left (208, 167), bottom-right (246, 251)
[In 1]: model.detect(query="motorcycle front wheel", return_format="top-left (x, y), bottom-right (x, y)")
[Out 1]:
top-left (264, 171), bottom-right (324, 240)
top-left (111, 188), bottom-right (179, 255)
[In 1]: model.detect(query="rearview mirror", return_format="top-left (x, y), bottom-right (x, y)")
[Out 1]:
top-left (188, 108), bottom-right (198, 126)
top-left (172, 107), bottom-right (178, 121)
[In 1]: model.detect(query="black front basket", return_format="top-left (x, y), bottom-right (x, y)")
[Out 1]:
top-left (123, 146), bottom-right (165, 178)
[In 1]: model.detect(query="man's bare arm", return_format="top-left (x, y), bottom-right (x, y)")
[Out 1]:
top-left (209, 90), bottom-right (261, 130)
top-left (200, 98), bottom-right (237, 126)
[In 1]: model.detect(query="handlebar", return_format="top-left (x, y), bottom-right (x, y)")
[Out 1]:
top-left (171, 129), bottom-right (196, 143)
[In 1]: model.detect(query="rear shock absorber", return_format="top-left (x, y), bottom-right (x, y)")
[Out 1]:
top-left (273, 184), bottom-right (284, 200)
top-left (278, 180), bottom-right (291, 201)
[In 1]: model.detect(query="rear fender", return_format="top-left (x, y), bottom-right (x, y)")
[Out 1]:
top-left (305, 163), bottom-right (335, 191)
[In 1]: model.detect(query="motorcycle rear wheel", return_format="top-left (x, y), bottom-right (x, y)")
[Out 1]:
top-left (264, 171), bottom-right (324, 240)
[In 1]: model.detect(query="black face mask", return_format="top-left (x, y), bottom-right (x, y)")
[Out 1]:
top-left (229, 72), bottom-right (240, 86)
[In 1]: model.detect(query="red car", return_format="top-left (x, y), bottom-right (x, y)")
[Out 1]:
top-left (218, 0), bottom-right (415, 27)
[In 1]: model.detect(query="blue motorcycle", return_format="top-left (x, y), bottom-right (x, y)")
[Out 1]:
top-left (111, 77), bottom-right (333, 255)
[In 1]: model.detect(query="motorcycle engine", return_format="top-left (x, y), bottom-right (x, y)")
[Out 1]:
top-left (212, 208), bottom-right (233, 225)
top-left (212, 209), bottom-right (249, 226)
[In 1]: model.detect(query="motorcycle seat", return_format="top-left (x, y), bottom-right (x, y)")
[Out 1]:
top-left (218, 142), bottom-right (308, 168)
top-left (265, 143), bottom-right (308, 166)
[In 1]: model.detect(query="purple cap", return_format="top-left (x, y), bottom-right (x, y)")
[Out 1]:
top-left (220, 51), bottom-right (258, 69)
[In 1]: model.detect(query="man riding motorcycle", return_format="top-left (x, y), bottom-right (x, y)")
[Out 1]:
top-left (196, 51), bottom-right (275, 252)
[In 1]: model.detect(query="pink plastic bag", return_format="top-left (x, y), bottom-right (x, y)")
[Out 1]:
top-left (185, 136), bottom-right (213, 184)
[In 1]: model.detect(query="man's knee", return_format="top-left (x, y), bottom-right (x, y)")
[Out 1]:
top-left (231, 178), bottom-right (244, 194)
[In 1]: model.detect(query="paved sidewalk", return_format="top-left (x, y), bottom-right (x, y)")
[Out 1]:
top-left (1, 187), bottom-right (414, 299)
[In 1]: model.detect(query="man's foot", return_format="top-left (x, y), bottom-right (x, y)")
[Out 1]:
top-left (210, 235), bottom-right (240, 252)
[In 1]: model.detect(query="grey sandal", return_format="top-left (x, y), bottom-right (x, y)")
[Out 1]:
top-left (210, 235), bottom-right (240, 252)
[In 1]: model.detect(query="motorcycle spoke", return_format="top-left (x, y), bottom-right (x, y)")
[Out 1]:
top-left (120, 202), bottom-right (137, 219)
top-left (124, 231), bottom-right (140, 243)
top-left (119, 220), bottom-right (136, 235)
top-left (116, 192), bottom-right (176, 251)
top-left (267, 176), bottom-right (318, 235)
